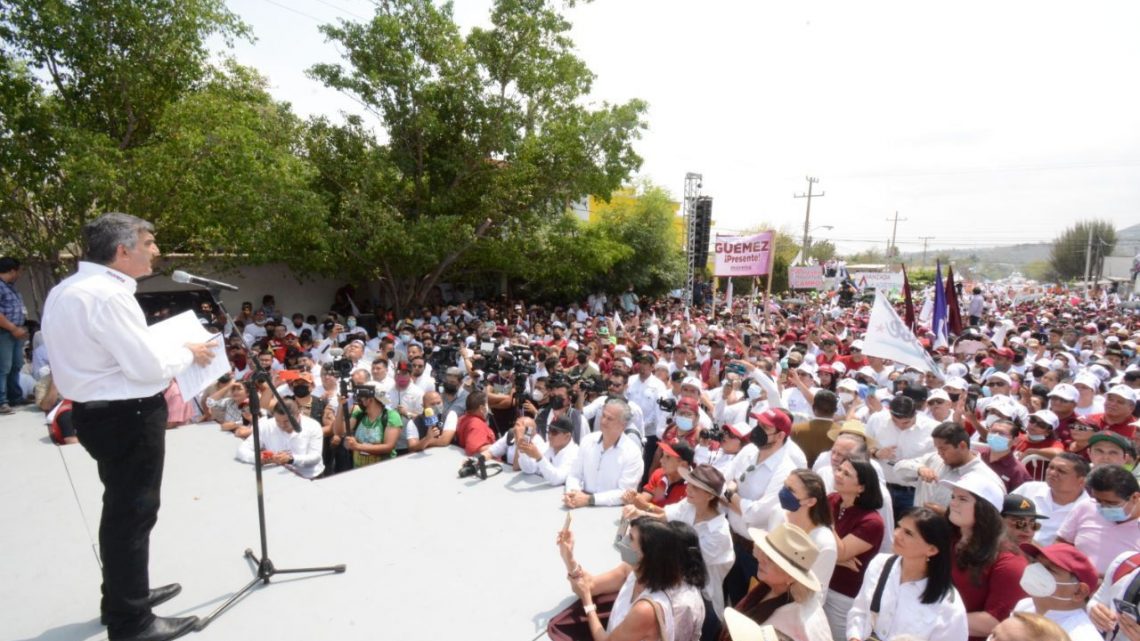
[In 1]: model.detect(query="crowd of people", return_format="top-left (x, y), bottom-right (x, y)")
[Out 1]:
top-left (5, 256), bottom-right (1140, 641)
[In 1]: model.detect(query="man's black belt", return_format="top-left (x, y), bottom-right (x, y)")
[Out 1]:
top-left (886, 483), bottom-right (916, 492)
top-left (73, 392), bottom-right (165, 411)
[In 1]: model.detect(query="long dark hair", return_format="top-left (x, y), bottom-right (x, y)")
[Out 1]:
top-left (632, 517), bottom-right (687, 592)
top-left (847, 458), bottom-right (884, 510)
top-left (791, 469), bottom-right (833, 528)
top-left (668, 521), bottom-right (709, 589)
top-left (949, 492), bottom-right (1004, 584)
top-left (903, 507), bottom-right (954, 604)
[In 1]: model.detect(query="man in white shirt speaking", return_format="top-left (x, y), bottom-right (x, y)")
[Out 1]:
top-left (42, 213), bottom-right (215, 641)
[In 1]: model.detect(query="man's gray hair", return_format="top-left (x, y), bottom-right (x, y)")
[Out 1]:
top-left (604, 397), bottom-right (632, 425)
top-left (83, 212), bottom-right (154, 265)
top-left (836, 432), bottom-right (870, 458)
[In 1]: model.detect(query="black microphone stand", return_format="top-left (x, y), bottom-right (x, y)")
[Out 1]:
top-left (192, 287), bottom-right (345, 631)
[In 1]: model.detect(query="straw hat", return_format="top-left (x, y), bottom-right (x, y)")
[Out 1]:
top-left (747, 523), bottom-right (821, 592)
top-left (826, 420), bottom-right (877, 448)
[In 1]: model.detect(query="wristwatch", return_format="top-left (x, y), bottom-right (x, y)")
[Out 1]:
top-left (287, 455), bottom-right (295, 464)
top-left (587, 494), bottom-right (596, 507)
top-left (583, 603), bottom-right (597, 615)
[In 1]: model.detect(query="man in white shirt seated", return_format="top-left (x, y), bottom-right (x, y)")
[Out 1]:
top-left (1013, 543), bottom-right (1104, 641)
top-left (1013, 452), bottom-right (1093, 545)
top-left (563, 397), bottom-right (644, 508)
top-left (1088, 549), bottom-right (1140, 641)
top-left (235, 399), bottom-right (325, 479)
top-left (516, 415), bottom-right (579, 485)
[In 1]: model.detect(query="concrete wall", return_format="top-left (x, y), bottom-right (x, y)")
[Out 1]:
top-left (17, 259), bottom-right (354, 321)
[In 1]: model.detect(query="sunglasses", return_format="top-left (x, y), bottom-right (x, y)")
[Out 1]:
top-left (739, 464), bottom-right (757, 483)
top-left (1007, 518), bottom-right (1042, 532)
top-left (1072, 424), bottom-right (1096, 432)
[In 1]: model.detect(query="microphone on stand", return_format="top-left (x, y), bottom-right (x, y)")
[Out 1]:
top-left (171, 270), bottom-right (240, 292)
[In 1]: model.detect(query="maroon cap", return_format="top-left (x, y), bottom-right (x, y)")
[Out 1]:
top-left (991, 347), bottom-right (1015, 359)
top-left (723, 423), bottom-right (748, 439)
top-left (1019, 543), bottom-right (1099, 593)
top-left (676, 397), bottom-right (699, 413)
top-left (752, 409), bottom-right (792, 435)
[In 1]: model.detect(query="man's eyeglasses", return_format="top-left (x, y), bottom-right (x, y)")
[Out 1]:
top-left (1072, 424), bottom-right (1096, 432)
top-left (1007, 518), bottom-right (1042, 532)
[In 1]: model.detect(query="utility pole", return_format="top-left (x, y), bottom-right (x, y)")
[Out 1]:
top-left (919, 236), bottom-right (935, 267)
top-left (886, 211), bottom-right (907, 258)
top-left (794, 177), bottom-right (824, 265)
top-left (1083, 227), bottom-right (1093, 296)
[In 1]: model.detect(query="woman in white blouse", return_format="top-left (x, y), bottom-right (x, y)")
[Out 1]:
top-left (846, 507), bottom-right (968, 641)
top-left (779, 470), bottom-right (838, 608)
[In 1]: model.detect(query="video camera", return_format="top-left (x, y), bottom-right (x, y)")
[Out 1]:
top-left (657, 397), bottom-right (677, 413)
top-left (700, 426), bottom-right (725, 442)
top-left (457, 454), bottom-right (502, 480)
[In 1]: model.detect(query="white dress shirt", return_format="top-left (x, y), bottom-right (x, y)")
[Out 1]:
top-left (1012, 481), bottom-right (1092, 545)
top-left (519, 439), bottom-right (580, 486)
top-left (847, 553), bottom-right (968, 641)
top-left (582, 394), bottom-right (644, 437)
top-left (867, 414), bottom-right (938, 486)
top-left (898, 452), bottom-right (1006, 510)
top-left (727, 443), bottom-right (798, 537)
top-left (664, 501), bottom-right (735, 620)
top-left (41, 262), bottom-right (193, 402)
top-left (235, 415), bottom-right (325, 479)
top-left (386, 383), bottom-right (424, 417)
top-left (487, 431), bottom-right (548, 469)
top-left (565, 431), bottom-right (644, 505)
top-left (1013, 599), bottom-right (1103, 641)
top-left (627, 373), bottom-right (666, 438)
top-left (1090, 551), bottom-right (1140, 641)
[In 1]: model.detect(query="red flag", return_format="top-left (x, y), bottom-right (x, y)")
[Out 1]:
top-left (901, 263), bottom-right (916, 332)
top-left (945, 265), bottom-right (963, 336)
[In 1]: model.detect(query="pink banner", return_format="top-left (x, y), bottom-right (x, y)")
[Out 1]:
top-left (713, 232), bottom-right (774, 276)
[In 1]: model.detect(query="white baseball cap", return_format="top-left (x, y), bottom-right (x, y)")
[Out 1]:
top-left (940, 475), bottom-right (1005, 513)
top-left (1028, 409), bottom-right (1059, 430)
top-left (1047, 383), bottom-right (1079, 403)
top-left (1106, 384), bottom-right (1137, 403)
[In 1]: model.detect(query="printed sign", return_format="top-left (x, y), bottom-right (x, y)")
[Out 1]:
top-left (713, 232), bottom-right (774, 277)
top-left (788, 265), bottom-right (824, 290)
top-left (850, 271), bottom-right (904, 291)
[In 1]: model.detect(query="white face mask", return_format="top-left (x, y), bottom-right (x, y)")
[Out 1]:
top-left (838, 392), bottom-right (855, 405)
top-left (531, 390), bottom-right (545, 402)
top-left (746, 384), bottom-right (763, 400)
top-left (1018, 562), bottom-right (1079, 599)
top-left (698, 345), bottom-right (710, 354)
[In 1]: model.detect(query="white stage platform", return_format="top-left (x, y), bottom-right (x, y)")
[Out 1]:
top-left (1, 406), bottom-right (625, 641)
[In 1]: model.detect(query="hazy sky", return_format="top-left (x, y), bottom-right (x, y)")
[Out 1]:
top-left (213, 0), bottom-right (1140, 254)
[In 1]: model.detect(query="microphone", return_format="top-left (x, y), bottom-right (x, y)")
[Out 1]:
top-left (171, 270), bottom-right (239, 292)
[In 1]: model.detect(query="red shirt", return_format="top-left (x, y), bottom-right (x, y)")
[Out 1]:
top-left (950, 535), bottom-right (1027, 641)
top-left (456, 414), bottom-right (495, 456)
top-left (979, 448), bottom-right (1033, 493)
top-left (815, 352), bottom-right (839, 366)
top-left (836, 354), bottom-right (867, 371)
top-left (1087, 413), bottom-right (1138, 439)
top-left (1054, 413), bottom-right (1079, 447)
top-left (641, 468), bottom-right (687, 507)
top-left (827, 494), bottom-right (885, 597)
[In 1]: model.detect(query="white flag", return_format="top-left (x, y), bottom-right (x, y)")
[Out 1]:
top-left (863, 291), bottom-right (942, 376)
top-left (724, 278), bottom-right (733, 312)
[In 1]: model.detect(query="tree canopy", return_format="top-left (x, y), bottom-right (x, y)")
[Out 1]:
top-left (1049, 219), bottom-right (1116, 282)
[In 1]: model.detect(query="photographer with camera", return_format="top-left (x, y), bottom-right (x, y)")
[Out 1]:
top-left (333, 380), bottom-right (401, 469)
top-left (563, 397), bottom-right (644, 509)
top-left (579, 370), bottom-right (642, 433)
top-left (516, 415), bottom-right (579, 486)
top-left (520, 375), bottom-right (549, 418)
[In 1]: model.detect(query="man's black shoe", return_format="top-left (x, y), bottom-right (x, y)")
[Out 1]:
top-left (101, 584), bottom-right (183, 625)
top-left (109, 615), bottom-right (198, 641)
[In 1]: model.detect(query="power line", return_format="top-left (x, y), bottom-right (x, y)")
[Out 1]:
top-left (262, 0), bottom-right (325, 22)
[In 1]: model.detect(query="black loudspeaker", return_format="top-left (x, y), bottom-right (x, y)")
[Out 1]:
top-left (691, 196), bottom-right (713, 270)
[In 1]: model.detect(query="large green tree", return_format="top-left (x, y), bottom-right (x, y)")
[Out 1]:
top-left (307, 0), bottom-right (647, 313)
top-left (1049, 219), bottom-right (1116, 282)
top-left (588, 182), bottom-right (686, 296)
top-left (0, 1), bottom-right (325, 314)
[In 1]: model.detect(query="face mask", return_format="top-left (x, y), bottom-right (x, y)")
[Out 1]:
top-left (982, 386), bottom-right (992, 397)
top-left (232, 355), bottom-right (247, 370)
top-left (747, 384), bottom-right (763, 400)
top-left (346, 320), bottom-right (357, 329)
top-left (987, 434), bottom-right (1010, 453)
top-left (577, 353), bottom-right (588, 365)
top-left (550, 395), bottom-right (567, 410)
top-left (442, 382), bottom-right (459, 394)
top-left (698, 345), bottom-right (710, 354)
top-left (292, 384), bottom-right (311, 398)
top-left (778, 486), bottom-right (801, 512)
top-left (531, 390), bottom-right (545, 402)
top-left (674, 415), bottom-right (694, 432)
top-left (947, 392), bottom-right (960, 402)
top-left (1027, 433), bottom-right (1047, 442)
top-left (838, 392), bottom-right (854, 405)
top-left (1019, 562), bottom-right (1078, 598)
top-left (1097, 503), bottom-right (1132, 523)
top-left (400, 334), bottom-right (412, 343)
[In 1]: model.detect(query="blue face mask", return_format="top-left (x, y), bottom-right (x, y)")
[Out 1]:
top-left (675, 415), bottom-right (694, 432)
top-left (981, 386), bottom-right (992, 398)
top-left (1098, 504), bottom-right (1131, 523)
top-left (778, 486), bottom-right (801, 512)
top-left (987, 434), bottom-right (1010, 453)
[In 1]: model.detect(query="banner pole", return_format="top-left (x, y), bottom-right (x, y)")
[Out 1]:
top-left (763, 234), bottom-right (776, 330)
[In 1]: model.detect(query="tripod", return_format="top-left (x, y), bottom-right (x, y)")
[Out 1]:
top-left (192, 288), bottom-right (346, 631)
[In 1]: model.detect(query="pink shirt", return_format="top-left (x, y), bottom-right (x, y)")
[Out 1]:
top-left (1056, 501), bottom-right (1140, 576)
